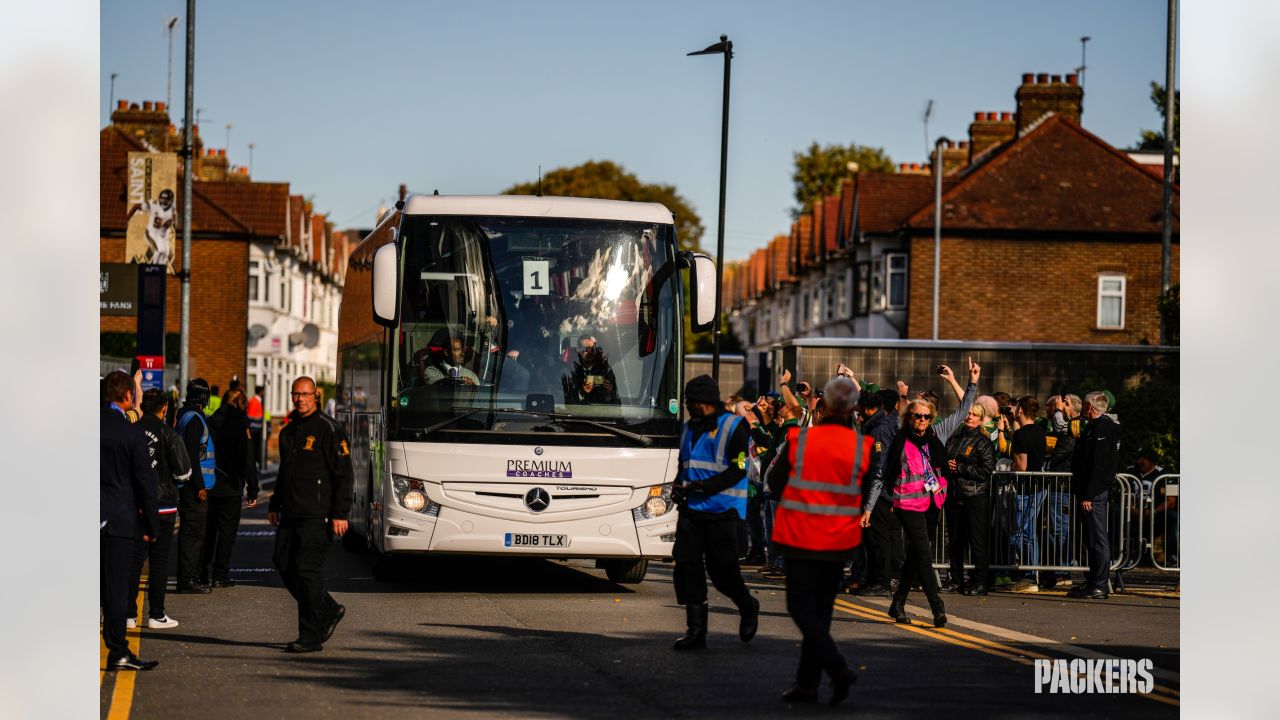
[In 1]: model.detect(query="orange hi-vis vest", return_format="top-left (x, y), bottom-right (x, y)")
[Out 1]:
top-left (771, 424), bottom-right (873, 553)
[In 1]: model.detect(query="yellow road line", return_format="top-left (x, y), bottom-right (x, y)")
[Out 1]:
top-left (833, 598), bottom-right (1179, 707)
top-left (102, 585), bottom-right (145, 719)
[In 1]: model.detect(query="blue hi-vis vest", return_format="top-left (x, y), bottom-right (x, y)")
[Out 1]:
top-left (679, 412), bottom-right (748, 519)
top-left (177, 410), bottom-right (216, 490)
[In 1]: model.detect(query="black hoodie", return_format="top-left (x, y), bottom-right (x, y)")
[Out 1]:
top-left (208, 403), bottom-right (260, 499)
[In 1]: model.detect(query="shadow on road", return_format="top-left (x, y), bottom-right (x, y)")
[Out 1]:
top-left (327, 555), bottom-right (639, 595)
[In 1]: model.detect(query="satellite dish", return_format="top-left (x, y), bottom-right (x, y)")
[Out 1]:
top-left (288, 331), bottom-right (306, 348)
top-left (301, 323), bottom-right (320, 349)
top-left (248, 324), bottom-right (268, 346)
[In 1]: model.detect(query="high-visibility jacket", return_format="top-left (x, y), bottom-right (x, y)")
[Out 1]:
top-left (177, 409), bottom-right (217, 490)
top-left (678, 412), bottom-right (749, 519)
top-left (247, 395), bottom-right (264, 432)
top-left (892, 439), bottom-right (946, 512)
top-left (772, 424), bottom-right (871, 552)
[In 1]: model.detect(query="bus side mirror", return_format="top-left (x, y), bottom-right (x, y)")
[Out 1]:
top-left (372, 243), bottom-right (399, 327)
top-left (689, 253), bottom-right (717, 333)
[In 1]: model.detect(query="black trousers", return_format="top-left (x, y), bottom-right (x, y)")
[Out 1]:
top-left (784, 558), bottom-right (850, 689)
top-left (249, 429), bottom-right (263, 468)
top-left (273, 517), bottom-right (340, 644)
top-left (201, 495), bottom-right (243, 582)
top-left (128, 515), bottom-right (176, 620)
top-left (1080, 495), bottom-right (1111, 590)
top-left (893, 506), bottom-right (941, 606)
top-left (745, 495), bottom-right (766, 558)
top-left (947, 494), bottom-right (990, 584)
top-left (672, 512), bottom-right (751, 607)
top-left (101, 529), bottom-right (134, 662)
top-left (176, 484), bottom-right (208, 584)
top-left (862, 496), bottom-right (903, 586)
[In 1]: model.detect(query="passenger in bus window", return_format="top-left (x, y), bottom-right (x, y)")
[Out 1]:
top-left (423, 336), bottom-right (479, 386)
top-left (567, 336), bottom-right (618, 404)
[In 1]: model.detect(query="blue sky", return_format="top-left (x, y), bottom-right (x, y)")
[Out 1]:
top-left (101, 0), bottom-right (1177, 261)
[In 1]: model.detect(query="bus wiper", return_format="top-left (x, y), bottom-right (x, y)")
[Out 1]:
top-left (491, 408), bottom-right (653, 448)
top-left (419, 408), bottom-right (490, 437)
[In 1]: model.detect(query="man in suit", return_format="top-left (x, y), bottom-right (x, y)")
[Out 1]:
top-left (101, 370), bottom-right (162, 671)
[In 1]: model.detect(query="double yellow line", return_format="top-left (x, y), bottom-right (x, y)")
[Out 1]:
top-left (832, 597), bottom-right (1180, 707)
top-left (100, 585), bottom-right (145, 720)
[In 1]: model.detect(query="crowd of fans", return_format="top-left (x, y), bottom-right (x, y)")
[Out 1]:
top-left (724, 358), bottom-right (1177, 599)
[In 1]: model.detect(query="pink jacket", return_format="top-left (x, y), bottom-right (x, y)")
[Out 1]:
top-left (893, 440), bottom-right (947, 512)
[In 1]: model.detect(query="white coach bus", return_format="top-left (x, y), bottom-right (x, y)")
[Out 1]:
top-left (336, 194), bottom-right (719, 583)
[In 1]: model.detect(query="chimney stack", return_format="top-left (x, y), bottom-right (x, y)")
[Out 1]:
top-left (934, 139), bottom-right (969, 176)
top-left (200, 147), bottom-right (229, 181)
top-left (968, 110), bottom-right (1016, 163)
top-left (1016, 71), bottom-right (1083, 134)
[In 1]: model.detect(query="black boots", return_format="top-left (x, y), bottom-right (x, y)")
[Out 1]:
top-left (673, 603), bottom-right (708, 650)
top-left (738, 595), bottom-right (760, 643)
top-left (929, 596), bottom-right (947, 628)
top-left (887, 597), bottom-right (909, 624)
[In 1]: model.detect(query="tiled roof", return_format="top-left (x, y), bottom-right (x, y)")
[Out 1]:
top-left (906, 115), bottom-right (1179, 233)
top-left (100, 126), bottom-right (288, 237)
top-left (852, 172), bottom-right (948, 235)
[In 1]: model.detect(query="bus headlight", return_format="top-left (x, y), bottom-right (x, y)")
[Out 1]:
top-left (392, 474), bottom-right (435, 514)
top-left (634, 483), bottom-right (673, 521)
top-left (403, 490), bottom-right (427, 512)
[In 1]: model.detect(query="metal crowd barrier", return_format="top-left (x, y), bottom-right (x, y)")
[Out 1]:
top-left (931, 470), bottom-right (1180, 579)
top-left (1148, 474), bottom-right (1180, 572)
top-left (933, 471), bottom-right (1135, 574)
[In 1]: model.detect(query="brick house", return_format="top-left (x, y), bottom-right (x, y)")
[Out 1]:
top-left (725, 71), bottom-right (1179, 383)
top-left (101, 101), bottom-right (349, 411)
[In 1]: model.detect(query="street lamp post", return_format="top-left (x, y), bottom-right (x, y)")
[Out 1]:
top-left (932, 136), bottom-right (951, 341)
top-left (180, 0), bottom-right (196, 392)
top-left (688, 35), bottom-right (733, 381)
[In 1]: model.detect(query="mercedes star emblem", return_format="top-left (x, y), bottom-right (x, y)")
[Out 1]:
top-left (534, 446), bottom-right (544, 456)
top-left (524, 487), bottom-right (551, 513)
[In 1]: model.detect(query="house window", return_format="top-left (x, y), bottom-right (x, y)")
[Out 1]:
top-left (249, 260), bottom-right (261, 302)
top-left (886, 253), bottom-right (908, 309)
top-left (1097, 275), bottom-right (1126, 329)
top-left (856, 262), bottom-right (870, 315)
top-left (836, 272), bottom-right (848, 319)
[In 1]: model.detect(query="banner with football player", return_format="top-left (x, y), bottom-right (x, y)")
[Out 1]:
top-left (125, 151), bottom-right (178, 273)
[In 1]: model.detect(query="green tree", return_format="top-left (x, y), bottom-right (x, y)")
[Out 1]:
top-left (504, 160), bottom-right (704, 253)
top-left (1136, 81), bottom-right (1180, 152)
top-left (791, 142), bottom-right (895, 218)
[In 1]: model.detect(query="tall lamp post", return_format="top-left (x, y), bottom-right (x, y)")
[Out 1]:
top-left (932, 136), bottom-right (950, 341)
top-left (688, 34), bottom-right (733, 381)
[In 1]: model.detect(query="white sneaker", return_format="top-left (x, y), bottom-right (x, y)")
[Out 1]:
top-left (147, 615), bottom-right (180, 629)
top-left (126, 618), bottom-right (137, 629)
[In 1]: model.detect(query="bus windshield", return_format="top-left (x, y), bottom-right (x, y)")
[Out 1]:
top-left (390, 214), bottom-right (683, 446)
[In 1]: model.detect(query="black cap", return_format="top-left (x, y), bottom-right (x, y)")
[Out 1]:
top-left (684, 375), bottom-right (721, 405)
top-left (186, 377), bottom-right (211, 406)
top-left (1134, 446), bottom-right (1157, 462)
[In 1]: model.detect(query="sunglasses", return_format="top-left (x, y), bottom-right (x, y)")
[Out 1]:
top-left (910, 412), bottom-right (933, 421)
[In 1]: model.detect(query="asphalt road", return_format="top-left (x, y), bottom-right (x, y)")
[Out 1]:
top-left (101, 497), bottom-right (1179, 719)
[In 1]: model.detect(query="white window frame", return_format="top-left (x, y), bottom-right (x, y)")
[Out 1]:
top-left (1096, 274), bottom-right (1126, 329)
top-left (248, 260), bottom-right (262, 303)
top-left (885, 253), bottom-right (908, 310)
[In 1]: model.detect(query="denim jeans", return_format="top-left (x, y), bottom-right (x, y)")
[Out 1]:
top-left (1009, 489), bottom-right (1071, 575)
top-left (763, 495), bottom-right (784, 568)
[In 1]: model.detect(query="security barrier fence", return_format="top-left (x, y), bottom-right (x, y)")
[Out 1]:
top-left (933, 471), bottom-right (1180, 579)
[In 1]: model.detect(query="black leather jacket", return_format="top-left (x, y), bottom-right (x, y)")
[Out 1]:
top-left (945, 425), bottom-right (996, 498)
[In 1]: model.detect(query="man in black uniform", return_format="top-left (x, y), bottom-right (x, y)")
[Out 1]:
top-left (101, 371), bottom-right (161, 671)
top-left (670, 375), bottom-right (758, 651)
top-left (175, 378), bottom-right (215, 594)
top-left (269, 376), bottom-right (355, 653)
top-left (851, 390), bottom-right (901, 596)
